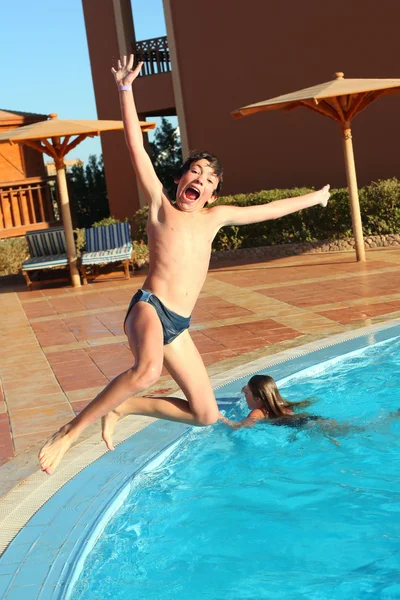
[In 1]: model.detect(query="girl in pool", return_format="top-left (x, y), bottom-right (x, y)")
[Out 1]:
top-left (220, 374), bottom-right (323, 430)
top-left (220, 375), bottom-right (400, 444)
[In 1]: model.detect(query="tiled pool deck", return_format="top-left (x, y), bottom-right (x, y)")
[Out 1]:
top-left (1, 248), bottom-right (400, 488)
top-left (1, 247), bottom-right (400, 587)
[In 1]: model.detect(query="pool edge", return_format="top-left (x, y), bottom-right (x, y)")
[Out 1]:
top-left (1, 316), bottom-right (400, 599)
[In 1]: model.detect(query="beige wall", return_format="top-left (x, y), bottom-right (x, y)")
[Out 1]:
top-left (167, 0), bottom-right (400, 194)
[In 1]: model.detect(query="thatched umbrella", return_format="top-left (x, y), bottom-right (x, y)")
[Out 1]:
top-left (232, 73), bottom-right (400, 261)
top-left (0, 114), bottom-right (155, 286)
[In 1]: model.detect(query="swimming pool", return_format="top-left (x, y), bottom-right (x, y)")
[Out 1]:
top-left (72, 334), bottom-right (400, 600)
top-left (1, 322), bottom-right (400, 600)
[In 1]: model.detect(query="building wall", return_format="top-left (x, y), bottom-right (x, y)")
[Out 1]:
top-left (0, 125), bottom-right (46, 183)
top-left (166, 0), bottom-right (400, 194)
top-left (82, 0), bottom-right (144, 220)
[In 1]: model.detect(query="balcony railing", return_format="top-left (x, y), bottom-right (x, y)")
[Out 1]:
top-left (134, 36), bottom-right (171, 76)
top-left (0, 176), bottom-right (60, 238)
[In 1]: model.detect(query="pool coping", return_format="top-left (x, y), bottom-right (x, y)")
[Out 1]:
top-left (1, 317), bottom-right (400, 599)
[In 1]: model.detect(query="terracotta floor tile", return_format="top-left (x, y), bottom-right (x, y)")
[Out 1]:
top-left (77, 294), bottom-right (118, 309)
top-left (263, 332), bottom-right (303, 343)
top-left (211, 307), bottom-right (254, 318)
top-left (48, 297), bottom-right (87, 313)
top-left (200, 350), bottom-right (238, 365)
top-left (46, 348), bottom-right (89, 365)
top-left (237, 319), bottom-right (295, 335)
top-left (23, 302), bottom-right (57, 319)
top-left (2, 248), bottom-right (399, 467)
top-left (2, 376), bottom-right (60, 391)
top-left (355, 303), bottom-right (399, 317)
top-left (6, 392), bottom-right (67, 411)
top-left (0, 421), bottom-right (12, 436)
top-left (13, 431), bottom-right (53, 453)
top-left (55, 365), bottom-right (107, 381)
top-left (11, 405), bottom-right (74, 436)
top-left (61, 378), bottom-right (108, 392)
top-left (224, 338), bottom-right (270, 352)
top-left (317, 308), bottom-right (370, 324)
top-left (194, 339), bottom-right (226, 352)
top-left (18, 290), bottom-right (45, 300)
top-left (66, 386), bottom-right (104, 401)
top-left (71, 400), bottom-right (91, 414)
top-left (191, 309), bottom-right (216, 323)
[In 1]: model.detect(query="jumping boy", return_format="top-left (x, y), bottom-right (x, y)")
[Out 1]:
top-left (39, 55), bottom-right (330, 474)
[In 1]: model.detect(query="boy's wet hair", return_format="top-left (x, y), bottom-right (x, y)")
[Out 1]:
top-left (178, 150), bottom-right (223, 195)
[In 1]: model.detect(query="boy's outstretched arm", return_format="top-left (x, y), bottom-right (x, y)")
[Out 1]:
top-left (112, 54), bottom-right (163, 204)
top-left (214, 185), bottom-right (330, 227)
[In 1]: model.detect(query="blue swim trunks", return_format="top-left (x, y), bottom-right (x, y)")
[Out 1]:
top-left (124, 289), bottom-right (191, 345)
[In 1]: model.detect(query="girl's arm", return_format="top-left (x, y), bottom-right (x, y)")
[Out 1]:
top-left (213, 185), bottom-right (330, 227)
top-left (112, 54), bottom-right (163, 205)
top-left (219, 409), bottom-right (265, 429)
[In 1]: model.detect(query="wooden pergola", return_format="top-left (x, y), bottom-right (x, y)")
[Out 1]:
top-left (0, 114), bottom-right (155, 286)
top-left (233, 73), bottom-right (400, 261)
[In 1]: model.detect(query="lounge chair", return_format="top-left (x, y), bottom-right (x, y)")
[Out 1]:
top-left (80, 222), bottom-right (133, 284)
top-left (22, 227), bottom-right (68, 290)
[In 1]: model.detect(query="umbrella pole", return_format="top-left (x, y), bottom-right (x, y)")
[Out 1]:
top-left (55, 159), bottom-right (81, 287)
top-left (341, 126), bottom-right (366, 262)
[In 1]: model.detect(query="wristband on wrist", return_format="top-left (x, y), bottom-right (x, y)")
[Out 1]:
top-left (118, 85), bottom-right (131, 91)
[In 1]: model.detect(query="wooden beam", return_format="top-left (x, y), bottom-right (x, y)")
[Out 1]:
top-left (301, 99), bottom-right (341, 123)
top-left (340, 94), bottom-right (351, 112)
top-left (346, 91), bottom-right (386, 122)
top-left (283, 102), bottom-right (302, 112)
top-left (328, 97), bottom-right (346, 124)
top-left (0, 192), bottom-right (13, 229)
top-left (22, 139), bottom-right (56, 160)
top-left (59, 135), bottom-right (71, 157)
top-left (41, 138), bottom-right (57, 158)
top-left (64, 134), bottom-right (90, 154)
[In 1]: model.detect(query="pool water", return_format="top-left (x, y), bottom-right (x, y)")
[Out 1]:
top-left (73, 337), bottom-right (400, 600)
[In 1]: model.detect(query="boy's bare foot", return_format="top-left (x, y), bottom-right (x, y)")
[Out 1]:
top-left (101, 410), bottom-right (122, 451)
top-left (317, 184), bottom-right (330, 207)
top-left (38, 424), bottom-right (76, 475)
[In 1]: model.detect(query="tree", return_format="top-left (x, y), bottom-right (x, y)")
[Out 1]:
top-left (149, 117), bottom-right (182, 198)
top-left (67, 155), bottom-right (109, 228)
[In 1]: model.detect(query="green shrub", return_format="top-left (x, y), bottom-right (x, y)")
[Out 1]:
top-left (74, 228), bottom-right (86, 258)
top-left (132, 207), bottom-right (149, 243)
top-left (360, 178), bottom-right (400, 235)
top-left (0, 237), bottom-right (29, 275)
top-left (92, 216), bottom-right (122, 227)
top-left (132, 240), bottom-right (149, 268)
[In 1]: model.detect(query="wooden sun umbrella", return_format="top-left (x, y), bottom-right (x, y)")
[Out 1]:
top-left (232, 73), bottom-right (400, 261)
top-left (0, 113), bottom-right (155, 286)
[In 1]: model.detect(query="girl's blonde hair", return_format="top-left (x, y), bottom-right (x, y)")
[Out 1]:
top-left (247, 375), bottom-right (314, 418)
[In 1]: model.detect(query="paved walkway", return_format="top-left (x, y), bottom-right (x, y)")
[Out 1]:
top-left (1, 248), bottom-right (399, 491)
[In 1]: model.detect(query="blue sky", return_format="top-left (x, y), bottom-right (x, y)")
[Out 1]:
top-left (0, 0), bottom-right (170, 164)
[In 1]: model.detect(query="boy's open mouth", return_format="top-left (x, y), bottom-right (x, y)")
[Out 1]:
top-left (184, 187), bottom-right (200, 201)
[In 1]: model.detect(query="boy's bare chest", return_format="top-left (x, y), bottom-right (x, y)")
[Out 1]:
top-left (149, 207), bottom-right (215, 249)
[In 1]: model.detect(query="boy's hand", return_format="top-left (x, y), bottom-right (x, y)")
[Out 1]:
top-left (111, 54), bottom-right (143, 87)
top-left (317, 184), bottom-right (330, 207)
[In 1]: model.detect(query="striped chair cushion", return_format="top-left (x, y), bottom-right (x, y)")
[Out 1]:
top-left (81, 245), bottom-right (132, 265)
top-left (26, 228), bottom-right (67, 257)
top-left (85, 223), bottom-right (131, 252)
top-left (22, 254), bottom-right (69, 270)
